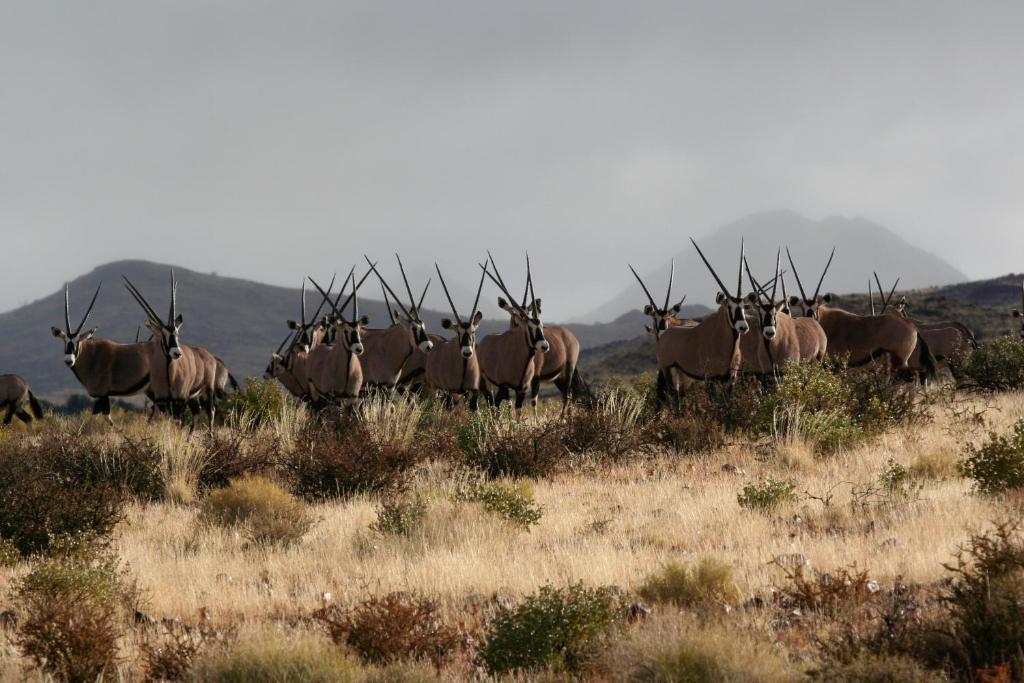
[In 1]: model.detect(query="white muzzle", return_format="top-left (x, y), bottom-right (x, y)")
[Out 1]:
top-left (351, 343), bottom-right (364, 355)
top-left (64, 354), bottom-right (76, 366)
top-left (169, 348), bottom-right (183, 360)
top-left (420, 340), bottom-right (434, 352)
top-left (735, 321), bottom-right (749, 334)
top-left (763, 326), bottom-right (777, 340)
top-left (461, 345), bottom-right (474, 358)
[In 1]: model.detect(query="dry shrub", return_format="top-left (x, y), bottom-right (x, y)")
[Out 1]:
top-left (356, 395), bottom-right (422, 452)
top-left (221, 377), bottom-right (288, 428)
top-left (142, 620), bottom-right (234, 683)
top-left (650, 411), bottom-right (727, 454)
top-left (371, 495), bottom-right (429, 536)
top-left (561, 388), bottom-right (648, 461)
top-left (457, 411), bottom-right (569, 478)
top-left (198, 429), bottom-right (280, 493)
top-left (12, 541), bottom-right (138, 682)
top-left (315, 592), bottom-right (462, 668)
top-left (812, 652), bottom-right (949, 682)
top-left (198, 475), bottom-right (314, 547)
top-left (637, 558), bottom-right (739, 610)
top-left (774, 562), bottom-right (879, 619)
top-left (909, 448), bottom-right (960, 481)
top-left (191, 629), bottom-right (358, 683)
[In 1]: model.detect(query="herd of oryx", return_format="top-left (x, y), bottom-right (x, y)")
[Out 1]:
top-left (1, 239), bottom-right (1021, 427)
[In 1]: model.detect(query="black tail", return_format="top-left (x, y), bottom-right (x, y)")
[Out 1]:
top-left (228, 373), bottom-right (240, 391)
top-left (916, 333), bottom-right (939, 382)
top-left (569, 368), bottom-right (592, 403)
top-left (27, 391), bottom-right (44, 420)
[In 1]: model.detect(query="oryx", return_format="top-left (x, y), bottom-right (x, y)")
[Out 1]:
top-left (0, 374), bottom-right (44, 425)
top-left (50, 282), bottom-right (151, 422)
top-left (305, 271), bottom-right (369, 406)
top-left (741, 252), bottom-right (801, 377)
top-left (265, 275), bottom-right (338, 401)
top-left (779, 273), bottom-right (827, 363)
top-left (424, 263), bottom-right (487, 410)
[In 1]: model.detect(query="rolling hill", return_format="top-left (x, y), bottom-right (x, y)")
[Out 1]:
top-left (583, 210), bottom-right (967, 322)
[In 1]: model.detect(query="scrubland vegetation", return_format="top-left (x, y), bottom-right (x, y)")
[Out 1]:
top-left (2, 340), bottom-right (1024, 680)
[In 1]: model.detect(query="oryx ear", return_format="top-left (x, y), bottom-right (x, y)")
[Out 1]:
top-left (744, 292), bottom-right (758, 303)
top-left (773, 301), bottom-right (788, 313)
top-left (788, 295), bottom-right (801, 307)
top-left (716, 292), bottom-right (726, 304)
top-left (472, 310), bottom-right (484, 325)
top-left (822, 293), bottom-right (833, 304)
top-left (174, 313), bottom-right (184, 326)
top-left (497, 297), bottom-right (511, 311)
top-left (671, 303), bottom-right (682, 313)
top-left (287, 320), bottom-right (300, 330)
top-left (643, 304), bottom-right (654, 315)
top-left (358, 315), bottom-right (370, 326)
top-left (1013, 310), bottom-right (1021, 318)
top-left (533, 298), bottom-right (542, 315)
top-left (441, 318), bottom-right (453, 329)
top-left (51, 326), bottom-right (65, 338)
top-left (81, 328), bottom-right (97, 340)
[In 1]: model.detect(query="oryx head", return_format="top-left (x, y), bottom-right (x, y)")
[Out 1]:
top-left (483, 252), bottom-right (550, 353)
top-left (123, 270), bottom-right (186, 361)
top-left (264, 330), bottom-right (296, 379)
top-left (786, 247), bottom-right (836, 320)
top-left (630, 259), bottom-right (686, 338)
top-left (1013, 281), bottom-right (1024, 338)
top-left (868, 272), bottom-right (904, 317)
top-left (366, 254), bottom-right (434, 353)
top-left (744, 250), bottom-right (787, 341)
top-left (310, 270), bottom-right (369, 356)
top-left (51, 283), bottom-right (101, 367)
top-left (287, 276), bottom-right (335, 352)
top-left (436, 262), bottom-right (487, 358)
top-left (692, 237), bottom-right (756, 334)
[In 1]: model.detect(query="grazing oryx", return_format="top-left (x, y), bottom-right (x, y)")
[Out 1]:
top-left (1014, 281), bottom-right (1024, 338)
top-left (0, 374), bottom-right (43, 425)
top-left (780, 274), bottom-right (827, 363)
top-left (305, 272), bottom-right (369, 406)
top-left (477, 254), bottom-right (550, 414)
top-left (633, 239), bottom-right (755, 404)
top-left (741, 253), bottom-right (801, 376)
top-left (361, 255), bottom-right (435, 392)
top-left (50, 283), bottom-right (151, 423)
top-left (786, 251), bottom-right (937, 380)
top-left (425, 263), bottom-right (487, 410)
top-left (265, 277), bottom-right (337, 401)
top-left (123, 271), bottom-right (223, 424)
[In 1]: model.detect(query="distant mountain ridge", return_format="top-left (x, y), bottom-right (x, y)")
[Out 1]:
top-left (583, 210), bottom-right (967, 322)
top-left (0, 260), bottom-right (707, 399)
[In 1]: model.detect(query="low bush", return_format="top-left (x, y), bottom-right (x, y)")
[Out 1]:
top-left (12, 541), bottom-right (138, 682)
top-left (476, 582), bottom-right (619, 675)
top-left (453, 480), bottom-right (543, 530)
top-left (811, 652), bottom-right (948, 682)
top-left (191, 631), bottom-right (359, 683)
top-left (371, 496), bottom-right (429, 536)
top-left (737, 478), bottom-right (798, 512)
top-left (316, 592), bottom-right (462, 667)
top-left (198, 475), bottom-right (314, 547)
top-left (961, 419), bottom-right (1024, 494)
top-left (649, 409), bottom-right (727, 454)
top-left (774, 562), bottom-right (878, 619)
top-left (960, 336), bottom-right (1024, 391)
top-left (221, 377), bottom-right (287, 428)
top-left (637, 558), bottom-right (738, 609)
top-left (457, 411), bottom-right (569, 479)
top-left (142, 620), bottom-right (232, 683)
top-left (197, 429), bottom-right (281, 493)
top-left (561, 387), bottom-right (648, 461)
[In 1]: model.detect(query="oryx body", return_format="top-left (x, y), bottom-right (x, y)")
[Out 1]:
top-left (305, 273), bottom-right (369, 405)
top-left (0, 374), bottom-right (43, 424)
top-left (424, 263), bottom-right (487, 409)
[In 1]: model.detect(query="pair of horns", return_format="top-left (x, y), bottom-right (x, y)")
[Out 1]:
top-left (690, 237), bottom-right (746, 302)
top-left (479, 251), bottom-right (538, 318)
top-left (744, 250), bottom-right (784, 305)
top-left (123, 268), bottom-right (178, 328)
top-left (786, 246), bottom-right (835, 305)
top-left (435, 261), bottom-right (486, 326)
top-left (309, 263), bottom-right (375, 323)
top-left (63, 282), bottom-right (101, 336)
top-left (365, 254), bottom-right (431, 325)
top-left (628, 259), bottom-right (686, 313)
top-left (872, 272), bottom-right (901, 314)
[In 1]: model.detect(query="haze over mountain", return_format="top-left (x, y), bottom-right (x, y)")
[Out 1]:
top-left (583, 210), bottom-right (967, 323)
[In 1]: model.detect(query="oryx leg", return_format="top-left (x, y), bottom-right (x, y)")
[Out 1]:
top-left (15, 405), bottom-right (33, 424)
top-left (93, 396), bottom-right (115, 425)
top-left (2, 403), bottom-right (14, 425)
top-left (468, 390), bottom-right (481, 412)
top-left (494, 385), bottom-right (510, 407)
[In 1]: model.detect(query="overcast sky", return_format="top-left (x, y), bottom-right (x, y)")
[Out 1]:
top-left (2, 1), bottom-right (1022, 317)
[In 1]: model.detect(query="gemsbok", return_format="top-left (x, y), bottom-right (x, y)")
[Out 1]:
top-left (477, 254), bottom-right (550, 415)
top-left (786, 251), bottom-right (937, 381)
top-left (50, 283), bottom-right (152, 423)
top-left (304, 272), bottom-right (368, 406)
top-left (780, 274), bottom-right (827, 363)
top-left (742, 253), bottom-right (801, 377)
top-left (633, 239), bottom-right (755, 406)
top-left (0, 374), bottom-right (44, 425)
top-left (424, 263), bottom-right (487, 410)
top-left (361, 255), bottom-right (435, 393)
top-left (123, 271), bottom-right (224, 424)
top-left (265, 277), bottom-right (337, 401)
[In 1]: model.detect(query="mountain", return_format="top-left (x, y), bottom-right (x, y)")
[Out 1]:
top-left (0, 260), bottom-right (707, 400)
top-left (582, 210), bottom-right (968, 323)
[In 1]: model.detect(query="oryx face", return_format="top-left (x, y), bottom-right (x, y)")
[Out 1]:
top-left (336, 316), bottom-right (369, 355)
top-left (151, 315), bottom-right (185, 361)
top-left (443, 311), bottom-right (483, 358)
top-left (642, 303), bottom-right (683, 336)
top-left (501, 297), bottom-right (550, 352)
top-left (264, 353), bottom-right (285, 380)
top-left (50, 327), bottom-right (97, 367)
top-left (717, 291), bottom-right (756, 334)
top-left (287, 320), bottom-right (317, 352)
top-left (754, 301), bottom-right (787, 341)
top-left (789, 294), bottom-right (830, 320)
top-left (408, 318), bottom-right (433, 352)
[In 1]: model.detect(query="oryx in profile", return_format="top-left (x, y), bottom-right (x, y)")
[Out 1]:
top-left (123, 270), bottom-right (224, 424)
top-left (741, 252), bottom-right (801, 377)
top-left (787, 251), bottom-right (936, 380)
top-left (361, 255), bottom-right (435, 393)
top-left (0, 374), bottom-right (44, 425)
top-left (305, 270), bottom-right (369, 406)
top-left (633, 239), bottom-right (755, 405)
top-left (50, 282), bottom-right (151, 422)
top-left (425, 263), bottom-right (487, 410)
top-left (477, 254), bottom-right (550, 415)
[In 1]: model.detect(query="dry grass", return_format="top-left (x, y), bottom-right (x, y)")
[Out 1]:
top-left (0, 390), bottom-right (1020, 680)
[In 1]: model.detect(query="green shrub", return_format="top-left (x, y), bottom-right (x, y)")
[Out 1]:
top-left (191, 631), bottom-right (358, 683)
top-left (812, 652), bottom-right (948, 682)
top-left (649, 411), bottom-right (727, 454)
top-left (199, 475), bottom-right (314, 547)
top-left (454, 480), bottom-right (543, 530)
top-left (12, 542), bottom-right (138, 682)
top-left (222, 377), bottom-right (287, 428)
top-left (961, 336), bottom-right (1024, 391)
top-left (637, 558), bottom-right (738, 609)
top-left (961, 419), bottom-right (1024, 494)
top-left (315, 592), bottom-right (462, 667)
top-left (795, 410), bottom-right (866, 455)
top-left (457, 411), bottom-right (569, 478)
top-left (847, 364), bottom-right (926, 434)
top-left (371, 496), bottom-right (429, 536)
top-left (737, 478), bottom-right (798, 512)
top-left (476, 582), bottom-right (619, 675)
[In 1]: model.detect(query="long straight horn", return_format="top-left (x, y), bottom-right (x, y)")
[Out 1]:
top-left (690, 237), bottom-right (732, 298)
top-left (122, 275), bottom-right (162, 325)
top-left (786, 247), bottom-right (810, 302)
top-left (168, 268), bottom-right (177, 324)
top-left (736, 237), bottom-right (745, 298)
top-left (628, 265), bottom-right (658, 309)
top-left (434, 264), bottom-right (461, 324)
top-left (885, 278), bottom-right (900, 311)
top-left (308, 272), bottom-right (336, 325)
top-left (394, 254), bottom-right (418, 314)
top-left (526, 252), bottom-right (539, 316)
top-left (75, 282), bottom-right (102, 335)
top-left (64, 284), bottom-right (72, 334)
top-left (334, 265), bottom-right (376, 316)
top-left (770, 249), bottom-right (781, 303)
top-left (381, 281), bottom-right (397, 324)
top-left (873, 272), bottom-right (885, 312)
top-left (309, 275), bottom-right (342, 315)
top-left (869, 280), bottom-right (876, 316)
top-left (330, 265), bottom-right (357, 312)
top-left (664, 258), bottom-right (675, 311)
top-left (352, 272), bottom-right (359, 321)
top-left (365, 257), bottom-right (412, 319)
top-left (418, 279), bottom-right (431, 312)
top-left (471, 262), bottom-right (487, 321)
top-left (485, 251), bottom-right (518, 308)
top-left (522, 253), bottom-right (532, 308)
top-left (812, 247), bottom-right (836, 300)
top-left (743, 258), bottom-right (769, 301)
top-left (274, 331), bottom-right (294, 355)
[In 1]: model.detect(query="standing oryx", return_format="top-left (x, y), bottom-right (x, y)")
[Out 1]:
top-left (361, 255), bottom-right (435, 393)
top-left (633, 239), bottom-right (755, 405)
top-left (741, 253), bottom-right (801, 377)
top-left (0, 374), bottom-right (44, 425)
top-left (477, 254), bottom-right (550, 414)
top-left (780, 273), bottom-right (827, 363)
top-left (265, 276), bottom-right (337, 401)
top-left (786, 251), bottom-right (937, 380)
top-left (123, 271), bottom-right (223, 424)
top-left (305, 271), bottom-right (369, 406)
top-left (425, 263), bottom-right (487, 410)
top-left (50, 283), bottom-right (152, 423)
